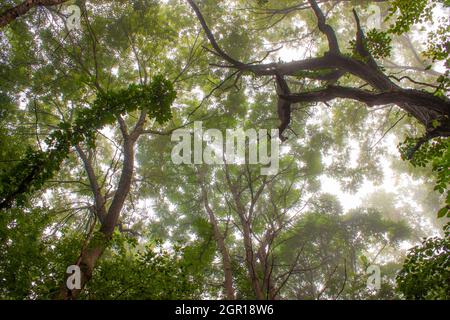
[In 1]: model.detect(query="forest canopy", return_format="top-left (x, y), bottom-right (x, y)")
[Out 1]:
top-left (0, 0), bottom-right (449, 300)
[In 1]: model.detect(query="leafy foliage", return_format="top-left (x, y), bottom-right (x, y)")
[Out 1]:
top-left (365, 29), bottom-right (392, 60)
top-left (83, 237), bottom-right (207, 299)
top-left (396, 224), bottom-right (450, 300)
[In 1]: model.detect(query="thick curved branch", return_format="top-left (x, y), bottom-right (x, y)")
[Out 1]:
top-left (188, 0), bottom-right (450, 138)
top-left (186, 0), bottom-right (245, 67)
top-left (308, 0), bottom-right (339, 53)
top-left (0, 0), bottom-right (68, 28)
top-left (281, 85), bottom-right (450, 115)
top-left (100, 138), bottom-right (134, 235)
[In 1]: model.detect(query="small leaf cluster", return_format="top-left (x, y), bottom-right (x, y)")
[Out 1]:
top-left (365, 29), bottom-right (392, 60)
top-left (83, 236), bottom-right (205, 299)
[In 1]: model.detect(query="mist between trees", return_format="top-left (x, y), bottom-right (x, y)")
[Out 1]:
top-left (0, 0), bottom-right (448, 300)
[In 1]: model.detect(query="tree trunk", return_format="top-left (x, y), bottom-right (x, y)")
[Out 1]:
top-left (56, 126), bottom-right (137, 299)
top-left (56, 238), bottom-right (107, 299)
top-left (199, 170), bottom-right (236, 300)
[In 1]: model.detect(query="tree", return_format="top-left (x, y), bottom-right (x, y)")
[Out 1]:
top-left (396, 223), bottom-right (450, 299)
top-left (0, 0), bottom-right (69, 28)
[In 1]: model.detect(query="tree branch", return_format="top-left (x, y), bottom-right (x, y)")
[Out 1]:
top-left (0, 0), bottom-right (68, 28)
